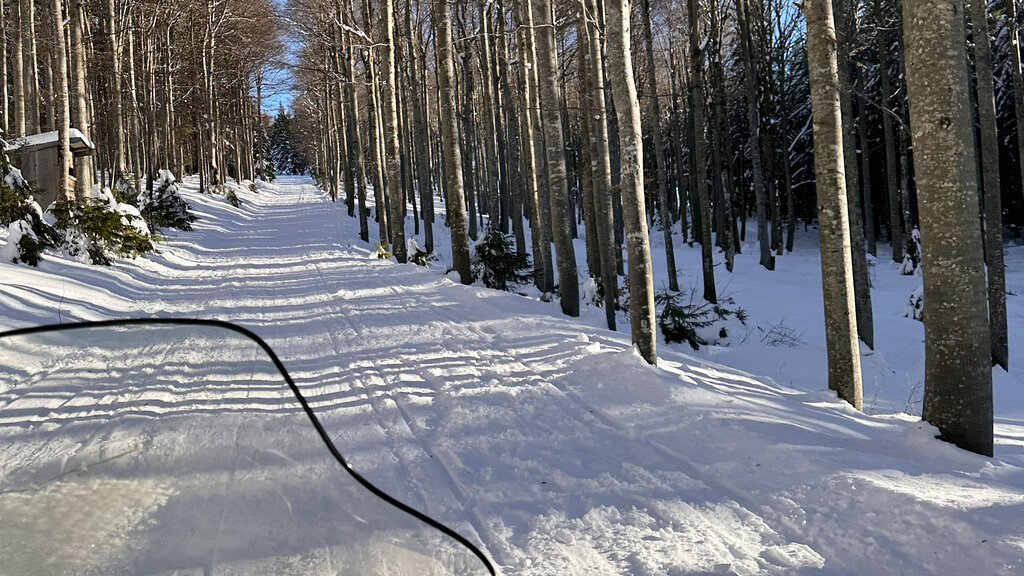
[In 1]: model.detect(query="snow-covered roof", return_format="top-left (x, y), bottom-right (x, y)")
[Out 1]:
top-left (3, 129), bottom-right (95, 153)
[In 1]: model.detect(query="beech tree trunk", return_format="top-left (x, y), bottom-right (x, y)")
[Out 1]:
top-left (1, 0), bottom-right (7, 135)
top-left (581, 0), bottom-right (618, 330)
top-left (380, 0), bottom-right (407, 262)
top-left (1009, 1), bottom-right (1024, 230)
top-left (12, 0), bottom-right (26, 137)
top-left (835, 0), bottom-right (874, 348)
top-left (639, 0), bottom-right (679, 291)
top-left (108, 0), bottom-right (127, 182)
top-left (607, 0), bottom-right (656, 363)
top-left (875, 0), bottom-right (903, 262)
top-left (803, 0), bottom-right (864, 411)
top-left (52, 0), bottom-right (70, 201)
top-left (434, 0), bottom-right (472, 284)
top-left (738, 0), bottom-right (774, 270)
top-left (689, 0), bottom-right (717, 303)
top-left (969, 0), bottom-right (1009, 369)
top-left (532, 0), bottom-right (580, 316)
top-left (23, 0), bottom-right (40, 134)
top-left (904, 0), bottom-right (993, 456)
top-left (71, 0), bottom-right (93, 197)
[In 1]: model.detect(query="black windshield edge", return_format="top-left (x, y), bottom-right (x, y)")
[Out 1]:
top-left (0, 317), bottom-right (497, 576)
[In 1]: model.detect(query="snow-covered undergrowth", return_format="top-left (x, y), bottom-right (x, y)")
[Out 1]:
top-left (1, 176), bottom-right (1023, 575)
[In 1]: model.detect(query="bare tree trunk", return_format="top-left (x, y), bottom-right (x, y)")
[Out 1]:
top-left (803, 0), bottom-right (863, 411)
top-left (581, 0), bottom-right (618, 330)
top-left (875, 0), bottom-right (903, 262)
top-left (1009, 1), bottom-right (1024, 230)
top-left (1, 0), bottom-right (7, 135)
top-left (434, 0), bottom-right (473, 283)
top-left (857, 89), bottom-right (876, 256)
top-left (532, 0), bottom-right (580, 316)
top-left (12, 0), bottom-right (26, 137)
top-left (607, 0), bottom-right (656, 363)
top-left (970, 0), bottom-right (1009, 369)
top-left (108, 0), bottom-right (126, 182)
top-left (835, 0), bottom-right (874, 348)
top-left (459, 47), bottom-right (480, 241)
top-left (708, 3), bottom-right (735, 271)
top-left (738, 0), bottom-right (775, 270)
top-left (407, 0), bottom-right (434, 252)
top-left (514, 0), bottom-right (550, 291)
top-left (498, 0), bottom-right (526, 253)
top-left (23, 0), bottom-right (40, 133)
top-left (380, 0), bottom-right (407, 262)
top-left (904, 0), bottom-right (993, 456)
top-left (52, 0), bottom-right (70, 202)
top-left (525, 0), bottom-right (554, 289)
top-left (689, 0), bottom-right (717, 303)
top-left (70, 0), bottom-right (93, 197)
top-left (639, 0), bottom-right (679, 291)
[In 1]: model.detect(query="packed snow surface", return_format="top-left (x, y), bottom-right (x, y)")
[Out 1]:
top-left (1, 176), bottom-right (1023, 575)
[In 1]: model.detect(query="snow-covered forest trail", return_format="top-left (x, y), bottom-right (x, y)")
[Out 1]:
top-left (3, 177), bottom-right (1024, 575)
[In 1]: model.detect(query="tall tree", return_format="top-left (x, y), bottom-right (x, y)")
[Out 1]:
top-left (52, 0), bottom-right (70, 201)
top-left (689, 0), bottom-right (717, 303)
top-left (435, 0), bottom-right (473, 284)
top-left (968, 0), bottom-right (1008, 370)
top-left (803, 0), bottom-right (864, 411)
top-left (532, 0), bottom-right (580, 316)
top-left (639, 0), bottom-right (680, 291)
top-left (379, 0), bottom-right (407, 262)
top-left (904, 0), bottom-right (993, 455)
top-left (835, 0), bottom-right (874, 349)
top-left (580, 0), bottom-right (618, 330)
top-left (738, 0), bottom-right (776, 270)
top-left (607, 0), bottom-right (656, 363)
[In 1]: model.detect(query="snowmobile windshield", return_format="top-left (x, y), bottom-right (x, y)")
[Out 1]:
top-left (0, 319), bottom-right (494, 576)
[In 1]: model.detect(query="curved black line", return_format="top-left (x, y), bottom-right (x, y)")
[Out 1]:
top-left (0, 318), bottom-right (497, 576)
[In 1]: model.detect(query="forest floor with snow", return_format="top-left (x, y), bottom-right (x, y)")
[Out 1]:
top-left (1, 176), bottom-right (1023, 575)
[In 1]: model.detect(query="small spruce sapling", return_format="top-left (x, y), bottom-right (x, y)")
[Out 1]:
top-left (1, 151), bottom-right (57, 265)
top-left (472, 229), bottom-right (532, 291)
top-left (52, 190), bottom-right (154, 265)
top-left (138, 170), bottom-right (196, 231)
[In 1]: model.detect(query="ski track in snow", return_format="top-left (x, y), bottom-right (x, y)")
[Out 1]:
top-left (2, 176), bottom-right (1024, 575)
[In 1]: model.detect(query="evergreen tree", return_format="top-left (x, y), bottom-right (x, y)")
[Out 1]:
top-left (269, 106), bottom-right (309, 175)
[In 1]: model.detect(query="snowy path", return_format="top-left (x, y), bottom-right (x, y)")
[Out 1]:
top-left (3, 177), bottom-right (1024, 575)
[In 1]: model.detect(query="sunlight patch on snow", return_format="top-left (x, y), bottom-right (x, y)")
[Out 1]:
top-left (0, 477), bottom-right (174, 574)
top-left (845, 469), bottom-right (1024, 510)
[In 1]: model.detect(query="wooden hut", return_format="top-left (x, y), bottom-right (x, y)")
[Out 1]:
top-left (4, 129), bottom-right (95, 208)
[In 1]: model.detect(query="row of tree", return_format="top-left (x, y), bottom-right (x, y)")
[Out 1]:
top-left (1, 0), bottom-right (1010, 455)
top-left (283, 0), bottom-right (1013, 456)
top-left (0, 0), bottom-right (281, 198)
